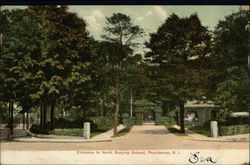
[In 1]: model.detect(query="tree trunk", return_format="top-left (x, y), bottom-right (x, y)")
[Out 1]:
top-left (22, 113), bottom-right (25, 130)
top-left (26, 112), bottom-right (29, 130)
top-left (43, 103), bottom-right (47, 129)
top-left (8, 101), bottom-right (14, 137)
top-left (179, 100), bottom-right (185, 133)
top-left (40, 104), bottom-right (43, 128)
top-left (114, 72), bottom-right (120, 135)
top-left (50, 103), bottom-right (54, 129)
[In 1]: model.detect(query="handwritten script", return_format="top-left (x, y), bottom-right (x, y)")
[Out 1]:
top-left (189, 152), bottom-right (216, 164)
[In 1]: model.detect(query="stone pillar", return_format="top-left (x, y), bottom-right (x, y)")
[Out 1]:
top-left (210, 121), bottom-right (218, 138)
top-left (83, 122), bottom-right (90, 139)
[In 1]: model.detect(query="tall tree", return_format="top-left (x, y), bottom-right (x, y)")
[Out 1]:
top-left (146, 14), bottom-right (213, 133)
top-left (27, 6), bottom-right (93, 129)
top-left (102, 13), bottom-right (144, 134)
top-left (212, 9), bottom-right (249, 113)
top-left (0, 9), bottom-right (45, 135)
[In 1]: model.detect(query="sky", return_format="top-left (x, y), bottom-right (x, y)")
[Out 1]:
top-left (3, 5), bottom-right (241, 54)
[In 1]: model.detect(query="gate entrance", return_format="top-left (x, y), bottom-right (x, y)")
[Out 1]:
top-left (143, 109), bottom-right (155, 122)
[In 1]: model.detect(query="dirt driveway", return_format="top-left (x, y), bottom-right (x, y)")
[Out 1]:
top-left (1, 125), bottom-right (249, 150)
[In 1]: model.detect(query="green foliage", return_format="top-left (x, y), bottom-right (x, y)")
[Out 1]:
top-left (212, 10), bottom-right (249, 114)
top-left (155, 116), bottom-right (176, 126)
top-left (94, 116), bottom-right (114, 131)
top-left (213, 10), bottom-right (248, 72)
top-left (135, 113), bottom-right (143, 125)
top-left (123, 117), bottom-right (135, 126)
top-left (54, 118), bottom-right (83, 129)
top-left (224, 117), bottom-right (250, 126)
top-left (49, 129), bottom-right (83, 137)
top-left (145, 13), bottom-right (213, 103)
top-left (155, 116), bottom-right (169, 125)
top-left (219, 125), bottom-right (249, 136)
top-left (0, 102), bottom-right (8, 123)
top-left (214, 66), bottom-right (250, 112)
top-left (30, 124), bottom-right (50, 134)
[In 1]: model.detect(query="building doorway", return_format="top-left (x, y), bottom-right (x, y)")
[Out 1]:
top-left (143, 109), bottom-right (155, 122)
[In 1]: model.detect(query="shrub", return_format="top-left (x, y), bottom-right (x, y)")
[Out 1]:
top-left (123, 117), bottom-right (135, 126)
top-left (155, 116), bottom-right (176, 125)
top-left (54, 118), bottom-right (98, 131)
top-left (94, 116), bottom-right (114, 131)
top-left (49, 129), bottom-right (83, 137)
top-left (30, 124), bottom-right (50, 134)
top-left (135, 113), bottom-right (143, 125)
top-left (122, 113), bottom-right (129, 118)
top-left (155, 116), bottom-right (169, 125)
top-left (219, 125), bottom-right (250, 136)
top-left (226, 117), bottom-right (249, 125)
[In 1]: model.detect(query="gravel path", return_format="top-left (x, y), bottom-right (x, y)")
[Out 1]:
top-left (1, 125), bottom-right (249, 150)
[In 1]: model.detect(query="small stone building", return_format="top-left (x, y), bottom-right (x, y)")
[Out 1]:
top-left (184, 100), bottom-right (219, 126)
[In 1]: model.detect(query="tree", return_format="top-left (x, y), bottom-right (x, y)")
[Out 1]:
top-left (212, 9), bottom-right (249, 113)
top-left (146, 14), bottom-right (213, 133)
top-left (0, 8), bottom-right (45, 135)
top-left (27, 6), bottom-right (93, 129)
top-left (102, 13), bottom-right (144, 134)
top-left (0, 6), bottom-right (94, 133)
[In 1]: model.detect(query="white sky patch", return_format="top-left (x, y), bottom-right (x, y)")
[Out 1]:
top-left (79, 9), bottom-right (105, 32)
top-left (153, 6), bottom-right (167, 21)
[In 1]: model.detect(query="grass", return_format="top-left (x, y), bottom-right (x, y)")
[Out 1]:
top-left (49, 128), bottom-right (105, 138)
top-left (166, 126), bottom-right (187, 136)
top-left (186, 126), bottom-right (210, 137)
top-left (112, 125), bottom-right (133, 138)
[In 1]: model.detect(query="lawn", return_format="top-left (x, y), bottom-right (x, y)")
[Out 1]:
top-left (165, 126), bottom-right (187, 136)
top-left (186, 126), bottom-right (210, 137)
top-left (112, 125), bottom-right (133, 138)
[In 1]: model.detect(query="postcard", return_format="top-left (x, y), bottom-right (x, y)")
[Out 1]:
top-left (0, 4), bottom-right (249, 165)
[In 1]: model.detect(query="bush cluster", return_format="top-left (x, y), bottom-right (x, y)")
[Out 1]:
top-left (225, 117), bottom-right (249, 125)
top-left (135, 113), bottom-right (143, 125)
top-left (155, 116), bottom-right (176, 126)
top-left (49, 129), bottom-right (83, 137)
top-left (94, 116), bottom-right (114, 131)
top-left (30, 124), bottom-right (50, 134)
top-left (54, 118), bottom-right (97, 131)
top-left (219, 125), bottom-right (249, 136)
top-left (123, 117), bottom-right (135, 126)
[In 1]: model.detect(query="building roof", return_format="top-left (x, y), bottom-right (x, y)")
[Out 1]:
top-left (184, 100), bottom-right (217, 107)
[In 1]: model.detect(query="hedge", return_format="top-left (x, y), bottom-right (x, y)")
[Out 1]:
top-left (54, 118), bottom-right (97, 131)
top-left (219, 125), bottom-right (250, 136)
top-left (94, 116), bottom-right (114, 131)
top-left (123, 117), bottom-right (135, 126)
top-left (30, 124), bottom-right (50, 134)
top-left (135, 113), bottom-right (143, 125)
top-left (155, 116), bottom-right (176, 125)
top-left (225, 117), bottom-right (249, 125)
top-left (49, 129), bottom-right (83, 137)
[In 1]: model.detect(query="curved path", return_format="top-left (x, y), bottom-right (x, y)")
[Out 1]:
top-left (1, 124), bottom-right (249, 150)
